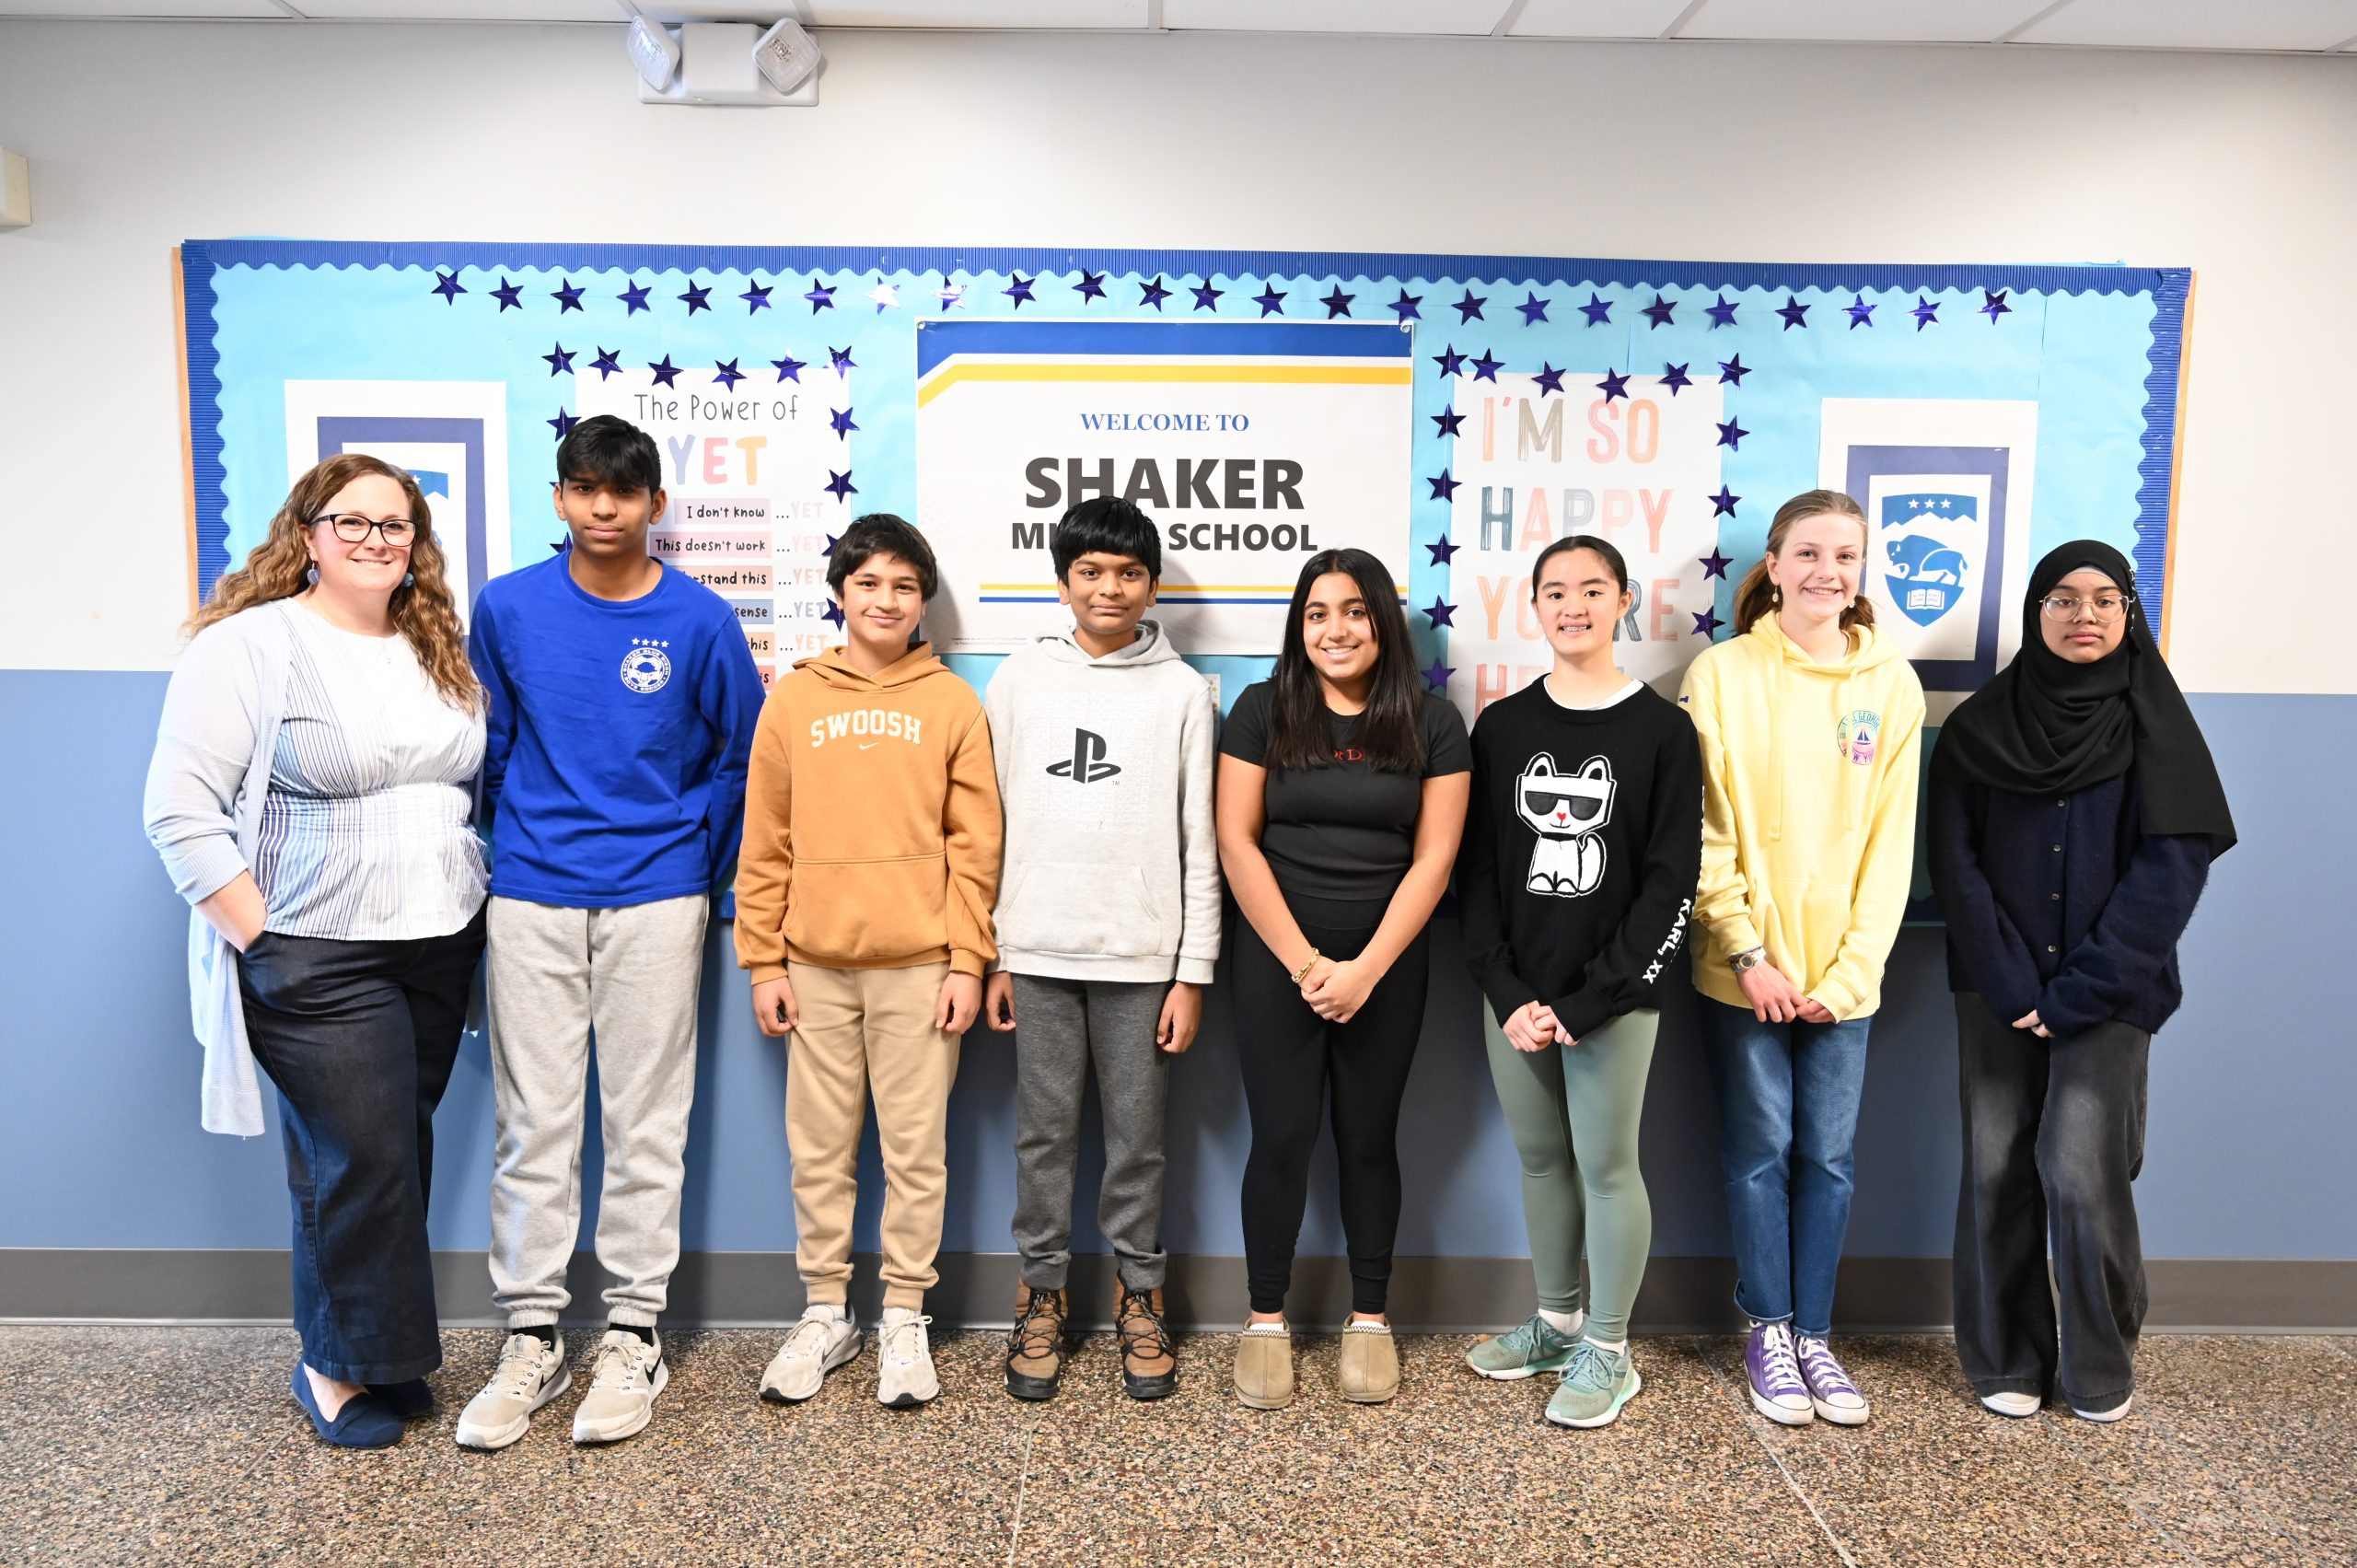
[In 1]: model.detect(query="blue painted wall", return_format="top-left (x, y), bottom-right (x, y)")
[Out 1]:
top-left (3, 671), bottom-right (2347, 1262)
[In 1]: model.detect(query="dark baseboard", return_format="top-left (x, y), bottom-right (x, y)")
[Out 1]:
top-left (5, 1249), bottom-right (2351, 1333)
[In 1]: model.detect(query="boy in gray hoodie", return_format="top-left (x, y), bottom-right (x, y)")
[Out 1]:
top-left (982, 497), bottom-right (1220, 1402)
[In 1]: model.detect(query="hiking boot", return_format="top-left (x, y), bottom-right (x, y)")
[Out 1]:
top-left (1235, 1320), bottom-right (1294, 1410)
top-left (1004, 1284), bottom-right (1068, 1401)
top-left (1338, 1319), bottom-right (1399, 1404)
top-left (1115, 1283), bottom-right (1177, 1401)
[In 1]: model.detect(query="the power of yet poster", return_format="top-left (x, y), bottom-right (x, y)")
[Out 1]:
top-left (1444, 370), bottom-right (1727, 716)
top-left (915, 319), bottom-right (1415, 655)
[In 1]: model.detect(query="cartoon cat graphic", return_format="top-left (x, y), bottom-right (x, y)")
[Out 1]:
top-left (1517, 753), bottom-right (1616, 898)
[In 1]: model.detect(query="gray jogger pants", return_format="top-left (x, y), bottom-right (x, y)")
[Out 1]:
top-left (1009, 974), bottom-right (1173, 1292)
top-left (485, 892), bottom-right (708, 1327)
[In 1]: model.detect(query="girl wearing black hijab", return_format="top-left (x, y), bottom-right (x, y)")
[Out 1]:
top-left (1929, 540), bottom-right (2235, 1424)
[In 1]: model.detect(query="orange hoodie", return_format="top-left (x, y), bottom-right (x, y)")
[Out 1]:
top-left (735, 643), bottom-right (1002, 981)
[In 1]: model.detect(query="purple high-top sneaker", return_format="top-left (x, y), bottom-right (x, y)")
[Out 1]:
top-left (1745, 1320), bottom-right (1814, 1425)
top-left (1795, 1334), bottom-right (1870, 1425)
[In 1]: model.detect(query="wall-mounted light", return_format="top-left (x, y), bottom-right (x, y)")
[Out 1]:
top-left (626, 13), bottom-right (821, 108)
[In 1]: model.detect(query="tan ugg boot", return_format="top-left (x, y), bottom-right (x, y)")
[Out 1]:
top-left (1115, 1284), bottom-right (1178, 1401)
top-left (1339, 1320), bottom-right (1399, 1403)
top-left (1234, 1321), bottom-right (1294, 1410)
top-left (1004, 1283), bottom-right (1067, 1401)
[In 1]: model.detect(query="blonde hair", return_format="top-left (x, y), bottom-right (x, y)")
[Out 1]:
top-left (190, 453), bottom-right (480, 710)
top-left (1731, 489), bottom-right (1877, 636)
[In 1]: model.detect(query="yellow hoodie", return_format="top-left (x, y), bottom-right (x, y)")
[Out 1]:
top-left (1677, 615), bottom-right (1925, 1020)
top-left (735, 643), bottom-right (1002, 982)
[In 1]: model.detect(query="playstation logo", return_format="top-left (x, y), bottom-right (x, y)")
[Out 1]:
top-left (1046, 728), bottom-right (1121, 784)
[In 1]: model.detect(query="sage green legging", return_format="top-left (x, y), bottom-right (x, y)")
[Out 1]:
top-left (1481, 1005), bottom-right (1659, 1344)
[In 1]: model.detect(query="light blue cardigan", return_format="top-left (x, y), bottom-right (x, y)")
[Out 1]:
top-left (142, 603), bottom-right (296, 1137)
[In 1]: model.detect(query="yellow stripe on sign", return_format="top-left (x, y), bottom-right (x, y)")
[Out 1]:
top-left (914, 361), bottom-right (1413, 408)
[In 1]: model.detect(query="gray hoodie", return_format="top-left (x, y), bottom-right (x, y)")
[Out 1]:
top-left (982, 620), bottom-right (1221, 984)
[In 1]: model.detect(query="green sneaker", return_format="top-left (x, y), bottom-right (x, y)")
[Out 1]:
top-left (1466, 1313), bottom-right (1578, 1381)
top-left (1546, 1342), bottom-right (1643, 1429)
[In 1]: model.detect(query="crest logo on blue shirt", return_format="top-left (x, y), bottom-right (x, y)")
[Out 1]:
top-left (621, 637), bottom-right (672, 694)
top-left (1881, 493), bottom-right (1975, 628)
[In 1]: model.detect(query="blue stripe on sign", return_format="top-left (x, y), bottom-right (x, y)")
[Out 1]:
top-left (914, 319), bottom-right (1412, 378)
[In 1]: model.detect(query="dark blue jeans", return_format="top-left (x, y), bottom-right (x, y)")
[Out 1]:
top-left (238, 909), bottom-right (485, 1383)
top-left (1701, 1000), bottom-right (1874, 1338)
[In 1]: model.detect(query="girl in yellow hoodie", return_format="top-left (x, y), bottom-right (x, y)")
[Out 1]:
top-left (1677, 489), bottom-right (1924, 1431)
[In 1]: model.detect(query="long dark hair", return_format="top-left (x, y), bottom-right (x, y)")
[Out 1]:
top-left (1263, 548), bottom-right (1424, 772)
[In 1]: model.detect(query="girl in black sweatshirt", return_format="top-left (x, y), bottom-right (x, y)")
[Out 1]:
top-left (1457, 535), bottom-right (1702, 1428)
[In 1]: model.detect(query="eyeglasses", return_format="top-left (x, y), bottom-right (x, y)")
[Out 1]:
top-left (2038, 593), bottom-right (2132, 623)
top-left (311, 513), bottom-right (416, 546)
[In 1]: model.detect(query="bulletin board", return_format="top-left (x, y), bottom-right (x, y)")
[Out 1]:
top-left (178, 240), bottom-right (2189, 726)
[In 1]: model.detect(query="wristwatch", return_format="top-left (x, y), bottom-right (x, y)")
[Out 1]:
top-left (1728, 947), bottom-right (1768, 976)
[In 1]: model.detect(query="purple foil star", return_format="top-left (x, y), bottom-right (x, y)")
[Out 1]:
top-left (648, 355), bottom-right (681, 388)
top-left (1707, 488), bottom-right (1739, 519)
top-left (550, 407), bottom-right (578, 438)
top-left (1700, 547), bottom-right (1734, 578)
top-left (713, 359), bottom-right (745, 390)
top-left (1433, 406), bottom-right (1465, 437)
top-left (620, 280), bottom-right (653, 315)
top-left (492, 277), bottom-right (525, 311)
top-left (1138, 275), bottom-right (1173, 310)
top-left (821, 600), bottom-right (844, 628)
top-left (1596, 368), bottom-right (1631, 402)
top-left (1421, 656), bottom-right (1454, 693)
top-left (829, 407), bottom-right (858, 437)
top-left (1718, 354), bottom-right (1750, 387)
top-left (543, 343), bottom-right (575, 376)
top-left (1075, 271), bottom-right (1109, 303)
top-left (590, 347), bottom-right (622, 379)
top-left (1533, 364), bottom-right (1566, 397)
top-left (427, 269), bottom-right (464, 306)
top-left (1433, 343), bottom-right (1467, 377)
top-left (1704, 293), bottom-right (1739, 329)
top-left (824, 470), bottom-right (857, 502)
top-left (1515, 292), bottom-right (1550, 326)
top-left (1190, 279), bottom-right (1224, 311)
top-left (1980, 288), bottom-right (2012, 323)
top-left (1716, 417), bottom-right (1748, 448)
top-left (679, 280), bottom-right (712, 315)
top-left (1470, 349), bottom-right (1504, 383)
top-left (828, 345), bottom-right (856, 373)
top-left (551, 278), bottom-right (586, 313)
top-left (1426, 536), bottom-right (1461, 566)
top-left (1252, 282), bottom-right (1287, 317)
top-left (1775, 295), bottom-right (1808, 331)
top-left (1004, 273), bottom-right (1036, 308)
top-left (771, 354), bottom-right (806, 382)
top-left (1453, 289), bottom-right (1487, 323)
top-left (1661, 362), bottom-right (1692, 396)
top-left (1320, 285), bottom-right (1354, 319)
top-left (1577, 292), bottom-right (1613, 327)
top-left (741, 278), bottom-right (773, 313)
top-left (1691, 608), bottom-right (1724, 638)
top-left (1844, 296), bottom-right (1877, 329)
top-left (1390, 291), bottom-right (1422, 322)
top-left (1429, 469), bottom-right (1461, 502)
top-left (1423, 597), bottom-right (1457, 629)
top-left (1642, 293), bottom-right (1676, 329)
top-left (805, 282), bottom-right (836, 312)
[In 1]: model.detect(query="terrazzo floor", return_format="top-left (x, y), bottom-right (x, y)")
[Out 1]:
top-left (1, 1326), bottom-right (2349, 1566)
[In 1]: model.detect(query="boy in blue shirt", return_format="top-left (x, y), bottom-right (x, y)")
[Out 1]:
top-left (455, 415), bottom-right (764, 1450)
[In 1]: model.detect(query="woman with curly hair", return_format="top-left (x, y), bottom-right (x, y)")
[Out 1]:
top-left (144, 453), bottom-right (487, 1448)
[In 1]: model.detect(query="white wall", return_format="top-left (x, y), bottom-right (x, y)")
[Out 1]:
top-left (2, 20), bottom-right (2351, 692)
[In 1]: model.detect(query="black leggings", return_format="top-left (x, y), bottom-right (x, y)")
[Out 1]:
top-left (1237, 893), bottom-right (1431, 1317)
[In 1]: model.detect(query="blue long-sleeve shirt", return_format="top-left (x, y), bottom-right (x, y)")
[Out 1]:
top-left (1927, 763), bottom-right (2211, 1039)
top-left (470, 554), bottom-right (766, 909)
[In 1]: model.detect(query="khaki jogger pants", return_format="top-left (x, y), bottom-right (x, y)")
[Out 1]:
top-left (784, 959), bottom-right (961, 1311)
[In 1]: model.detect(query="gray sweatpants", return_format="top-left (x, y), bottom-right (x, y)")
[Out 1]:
top-left (485, 893), bottom-right (707, 1328)
top-left (1010, 974), bottom-right (1174, 1292)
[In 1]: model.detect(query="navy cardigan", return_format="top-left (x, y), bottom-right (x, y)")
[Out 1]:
top-left (1926, 765), bottom-right (2211, 1038)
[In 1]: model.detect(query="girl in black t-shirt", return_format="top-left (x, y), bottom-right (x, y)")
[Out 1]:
top-left (1216, 548), bottom-right (1471, 1411)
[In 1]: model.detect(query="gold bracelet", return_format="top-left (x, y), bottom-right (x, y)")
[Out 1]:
top-left (1289, 949), bottom-right (1323, 986)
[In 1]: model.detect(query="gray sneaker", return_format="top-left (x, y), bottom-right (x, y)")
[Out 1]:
top-left (571, 1330), bottom-right (668, 1445)
top-left (1467, 1313), bottom-right (1579, 1381)
top-left (455, 1331), bottom-right (570, 1451)
top-left (1546, 1341), bottom-right (1643, 1428)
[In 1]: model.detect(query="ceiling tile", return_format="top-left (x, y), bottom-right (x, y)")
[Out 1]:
top-left (285, 1), bottom-right (619, 16)
top-left (0, 1), bottom-right (285, 14)
top-left (1677, 0), bottom-right (2052, 43)
top-left (796, 0), bottom-right (1148, 24)
top-left (2013, 0), bottom-right (2357, 52)
top-left (1164, 0), bottom-right (1515, 36)
top-left (1507, 0), bottom-right (1695, 38)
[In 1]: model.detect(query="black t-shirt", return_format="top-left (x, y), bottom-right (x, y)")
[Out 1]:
top-left (1220, 681), bottom-right (1472, 902)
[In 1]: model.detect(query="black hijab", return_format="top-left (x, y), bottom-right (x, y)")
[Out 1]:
top-left (1935, 540), bottom-right (2235, 855)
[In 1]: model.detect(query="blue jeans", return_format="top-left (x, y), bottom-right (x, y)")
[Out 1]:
top-left (238, 910), bottom-right (485, 1383)
top-left (1701, 1001), bottom-right (1874, 1338)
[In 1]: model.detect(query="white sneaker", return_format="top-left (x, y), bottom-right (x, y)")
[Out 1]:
top-left (455, 1330), bottom-right (570, 1451)
top-left (571, 1329), bottom-right (668, 1445)
top-left (877, 1307), bottom-right (939, 1408)
top-left (2073, 1391), bottom-right (2133, 1423)
top-left (761, 1305), bottom-right (861, 1404)
top-left (1981, 1390), bottom-right (2042, 1418)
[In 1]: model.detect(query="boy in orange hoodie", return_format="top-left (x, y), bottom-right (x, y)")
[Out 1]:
top-left (735, 514), bottom-right (1003, 1409)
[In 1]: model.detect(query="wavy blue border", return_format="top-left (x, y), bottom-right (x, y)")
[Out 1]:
top-left (181, 240), bottom-right (2191, 633)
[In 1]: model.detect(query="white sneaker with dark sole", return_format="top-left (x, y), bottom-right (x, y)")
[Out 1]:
top-left (571, 1330), bottom-right (668, 1445)
top-left (877, 1307), bottom-right (939, 1409)
top-left (455, 1331), bottom-right (571, 1451)
top-left (761, 1307), bottom-right (861, 1403)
